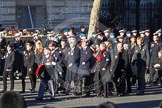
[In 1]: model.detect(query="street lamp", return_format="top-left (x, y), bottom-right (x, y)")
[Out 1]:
top-left (136, 0), bottom-right (140, 31)
top-left (42, 0), bottom-right (47, 34)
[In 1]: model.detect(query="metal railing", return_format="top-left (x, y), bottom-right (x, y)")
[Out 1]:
top-left (99, 0), bottom-right (162, 30)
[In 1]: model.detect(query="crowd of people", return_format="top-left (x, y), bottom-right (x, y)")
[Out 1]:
top-left (0, 25), bottom-right (162, 101)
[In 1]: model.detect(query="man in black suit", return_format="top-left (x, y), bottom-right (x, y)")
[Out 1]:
top-left (111, 43), bottom-right (126, 96)
top-left (65, 38), bottom-right (80, 95)
top-left (132, 37), bottom-right (150, 95)
top-left (150, 35), bottom-right (162, 85)
top-left (58, 37), bottom-right (69, 92)
top-left (2, 44), bottom-right (15, 92)
top-left (144, 29), bottom-right (151, 47)
top-left (49, 41), bottom-right (60, 93)
top-left (12, 33), bottom-right (25, 79)
top-left (78, 39), bottom-right (92, 96)
top-left (0, 35), bottom-right (6, 77)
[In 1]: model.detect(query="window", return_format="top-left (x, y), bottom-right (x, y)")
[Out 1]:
top-left (16, 5), bottom-right (43, 29)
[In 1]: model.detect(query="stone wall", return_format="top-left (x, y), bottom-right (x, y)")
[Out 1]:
top-left (0, 0), bottom-right (93, 29)
top-left (46, 0), bottom-right (93, 30)
top-left (0, 0), bottom-right (17, 28)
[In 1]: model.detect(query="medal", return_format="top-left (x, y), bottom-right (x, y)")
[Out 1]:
top-left (151, 44), bottom-right (154, 47)
top-left (106, 59), bottom-right (109, 61)
top-left (115, 55), bottom-right (117, 59)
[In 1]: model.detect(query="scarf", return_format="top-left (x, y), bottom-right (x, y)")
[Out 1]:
top-left (160, 57), bottom-right (162, 61)
top-left (96, 49), bottom-right (106, 62)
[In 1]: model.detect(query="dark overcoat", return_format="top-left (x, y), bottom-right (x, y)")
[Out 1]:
top-left (65, 46), bottom-right (80, 81)
top-left (93, 51), bottom-right (111, 82)
top-left (78, 46), bottom-right (92, 77)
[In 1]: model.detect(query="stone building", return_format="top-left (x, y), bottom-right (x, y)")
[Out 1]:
top-left (100, 0), bottom-right (162, 31)
top-left (0, 0), bottom-right (93, 29)
top-left (0, 0), bottom-right (161, 31)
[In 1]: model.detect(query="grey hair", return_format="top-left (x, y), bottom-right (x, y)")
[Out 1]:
top-left (69, 38), bottom-right (77, 45)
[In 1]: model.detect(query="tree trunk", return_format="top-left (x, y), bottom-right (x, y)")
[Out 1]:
top-left (88, 0), bottom-right (102, 38)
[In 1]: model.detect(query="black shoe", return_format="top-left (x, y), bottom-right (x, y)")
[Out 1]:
top-left (73, 92), bottom-right (82, 96)
top-left (127, 90), bottom-right (132, 93)
top-left (1, 90), bottom-right (6, 93)
top-left (65, 92), bottom-right (69, 95)
top-left (136, 92), bottom-right (144, 95)
top-left (35, 97), bottom-right (43, 101)
top-left (31, 89), bottom-right (35, 93)
top-left (108, 92), bottom-right (113, 96)
top-left (50, 96), bottom-right (55, 100)
top-left (160, 84), bottom-right (162, 88)
top-left (20, 91), bottom-right (25, 93)
top-left (113, 92), bottom-right (118, 96)
top-left (118, 93), bottom-right (125, 97)
top-left (96, 94), bottom-right (102, 97)
top-left (10, 89), bottom-right (14, 91)
top-left (103, 94), bottom-right (108, 98)
top-left (150, 83), bottom-right (154, 87)
top-left (136, 87), bottom-right (140, 90)
top-left (77, 92), bottom-right (82, 95)
top-left (96, 94), bottom-right (100, 97)
top-left (85, 93), bottom-right (90, 97)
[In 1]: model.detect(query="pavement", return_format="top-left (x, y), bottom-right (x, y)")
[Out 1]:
top-left (0, 79), bottom-right (162, 108)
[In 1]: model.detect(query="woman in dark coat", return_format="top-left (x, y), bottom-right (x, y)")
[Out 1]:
top-left (34, 40), bottom-right (43, 66)
top-left (30, 40), bottom-right (43, 92)
top-left (2, 44), bottom-right (15, 92)
top-left (22, 43), bottom-right (35, 93)
top-left (94, 43), bottom-right (111, 97)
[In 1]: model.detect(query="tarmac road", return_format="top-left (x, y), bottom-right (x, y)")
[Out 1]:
top-left (0, 79), bottom-right (162, 108)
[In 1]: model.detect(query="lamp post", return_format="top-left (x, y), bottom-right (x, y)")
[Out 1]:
top-left (42, 0), bottom-right (47, 34)
top-left (157, 0), bottom-right (161, 29)
top-left (136, 0), bottom-right (140, 31)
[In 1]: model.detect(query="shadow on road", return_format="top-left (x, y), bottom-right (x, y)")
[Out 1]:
top-left (118, 100), bottom-right (162, 108)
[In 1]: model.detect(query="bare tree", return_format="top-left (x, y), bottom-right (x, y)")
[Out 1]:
top-left (88, 0), bottom-right (102, 38)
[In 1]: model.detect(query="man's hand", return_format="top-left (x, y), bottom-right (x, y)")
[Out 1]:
top-left (29, 68), bottom-right (31, 72)
top-left (154, 64), bottom-right (160, 68)
top-left (45, 62), bottom-right (51, 65)
top-left (82, 62), bottom-right (86, 65)
top-left (68, 63), bottom-right (73, 67)
top-left (145, 67), bottom-right (149, 74)
top-left (102, 68), bottom-right (106, 71)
